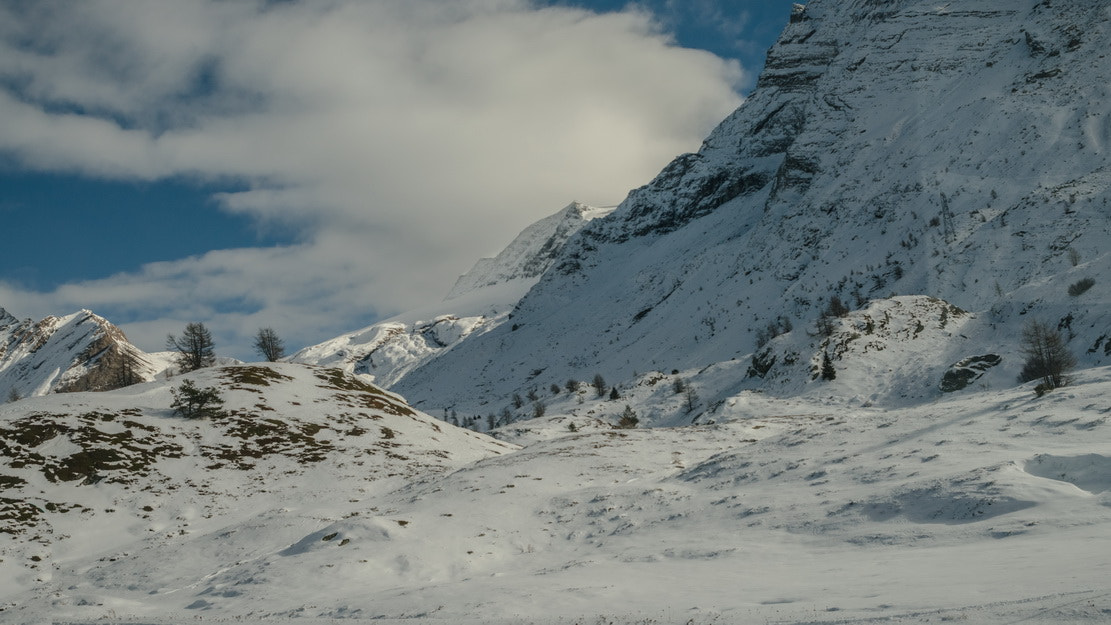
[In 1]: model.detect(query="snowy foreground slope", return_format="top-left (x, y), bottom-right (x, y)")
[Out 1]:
top-left (0, 364), bottom-right (517, 621)
top-left (2, 364), bottom-right (1110, 624)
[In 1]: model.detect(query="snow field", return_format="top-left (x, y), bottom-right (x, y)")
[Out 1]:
top-left (5, 365), bottom-right (1110, 623)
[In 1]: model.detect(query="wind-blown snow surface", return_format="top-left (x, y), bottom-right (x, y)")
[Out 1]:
top-left (4, 366), bottom-right (1111, 624)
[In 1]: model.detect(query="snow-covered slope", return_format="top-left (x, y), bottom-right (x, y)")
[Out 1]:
top-left (6, 364), bottom-right (1111, 624)
top-left (291, 202), bottom-right (612, 386)
top-left (8, 2), bottom-right (1111, 622)
top-left (447, 201), bottom-right (615, 298)
top-left (390, 0), bottom-right (1111, 417)
top-left (0, 362), bottom-right (516, 618)
top-left (0, 308), bottom-right (157, 399)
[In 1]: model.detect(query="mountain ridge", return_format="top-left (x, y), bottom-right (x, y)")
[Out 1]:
top-left (289, 201), bottom-right (612, 388)
top-left (447, 201), bottom-right (615, 299)
top-left (383, 0), bottom-right (1111, 418)
top-left (0, 307), bottom-right (157, 399)
top-left (5, 2), bottom-right (1111, 622)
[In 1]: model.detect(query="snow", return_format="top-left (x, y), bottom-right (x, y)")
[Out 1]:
top-left (3, 364), bottom-right (1111, 624)
top-left (1025, 454), bottom-right (1111, 495)
top-left (5, 0), bottom-right (1111, 623)
top-left (378, 0), bottom-right (1111, 423)
top-left (0, 309), bottom-right (160, 397)
top-left (446, 201), bottom-right (614, 299)
top-left (289, 202), bottom-right (612, 388)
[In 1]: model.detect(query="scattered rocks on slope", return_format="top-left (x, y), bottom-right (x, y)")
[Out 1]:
top-left (939, 355), bottom-right (1003, 393)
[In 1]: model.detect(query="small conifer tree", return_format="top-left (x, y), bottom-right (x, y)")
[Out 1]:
top-left (820, 351), bottom-right (837, 380)
top-left (593, 374), bottom-right (607, 397)
top-left (170, 379), bottom-right (225, 419)
top-left (253, 327), bottom-right (286, 361)
top-left (617, 405), bottom-right (638, 429)
top-left (684, 386), bottom-right (699, 413)
top-left (166, 322), bottom-right (216, 372)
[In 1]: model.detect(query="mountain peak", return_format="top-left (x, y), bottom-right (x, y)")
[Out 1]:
top-left (446, 201), bottom-right (614, 300)
top-left (386, 0), bottom-right (1111, 416)
top-left (0, 307), bottom-right (155, 398)
top-left (292, 202), bottom-right (615, 387)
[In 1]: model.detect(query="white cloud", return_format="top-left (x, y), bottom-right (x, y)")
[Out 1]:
top-left (0, 0), bottom-right (745, 358)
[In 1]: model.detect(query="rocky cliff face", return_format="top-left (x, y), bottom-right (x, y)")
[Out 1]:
top-left (0, 308), bottom-right (155, 398)
top-left (386, 0), bottom-right (1111, 416)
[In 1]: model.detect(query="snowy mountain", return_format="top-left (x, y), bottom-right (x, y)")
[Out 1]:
top-left (6, 1), bottom-right (1111, 623)
top-left (446, 201), bottom-right (615, 298)
top-left (385, 0), bottom-right (1111, 419)
top-left (290, 202), bottom-right (612, 387)
top-left (0, 308), bottom-right (157, 399)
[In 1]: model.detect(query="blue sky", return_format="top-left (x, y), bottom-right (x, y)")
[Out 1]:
top-left (0, 0), bottom-right (793, 358)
